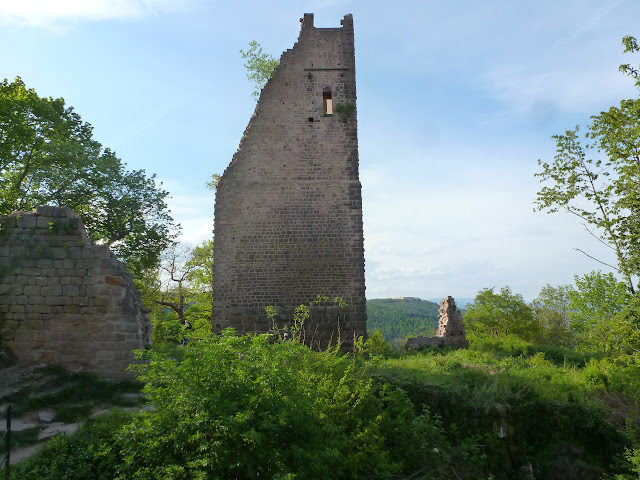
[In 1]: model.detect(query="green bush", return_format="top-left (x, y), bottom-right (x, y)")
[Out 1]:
top-left (11, 331), bottom-right (473, 479)
top-left (364, 330), bottom-right (395, 357)
top-left (119, 330), bottom-right (457, 479)
top-left (11, 410), bottom-right (132, 480)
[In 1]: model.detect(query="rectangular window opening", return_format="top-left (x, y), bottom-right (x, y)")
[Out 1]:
top-left (323, 91), bottom-right (333, 115)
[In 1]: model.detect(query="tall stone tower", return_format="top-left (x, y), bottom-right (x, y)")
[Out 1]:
top-left (211, 13), bottom-right (366, 348)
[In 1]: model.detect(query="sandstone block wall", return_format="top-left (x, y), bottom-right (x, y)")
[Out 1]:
top-left (0, 206), bottom-right (151, 378)
top-left (405, 297), bottom-right (469, 350)
top-left (212, 13), bottom-right (367, 349)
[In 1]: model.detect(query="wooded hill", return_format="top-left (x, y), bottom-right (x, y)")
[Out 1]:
top-left (367, 297), bottom-right (440, 340)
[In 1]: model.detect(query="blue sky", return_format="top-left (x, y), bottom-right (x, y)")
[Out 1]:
top-left (2, 0), bottom-right (639, 301)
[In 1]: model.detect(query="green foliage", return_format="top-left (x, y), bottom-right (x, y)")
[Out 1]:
top-left (10, 332), bottom-right (470, 479)
top-left (374, 344), bottom-right (636, 478)
top-left (472, 335), bottom-right (597, 367)
top-left (205, 173), bottom-right (221, 191)
top-left (11, 410), bottom-right (133, 480)
top-left (569, 271), bottom-right (633, 352)
top-left (535, 38), bottom-right (640, 292)
top-left (142, 239), bottom-right (214, 344)
top-left (0, 77), bottom-right (177, 275)
top-left (620, 35), bottom-right (640, 89)
top-left (266, 295), bottom-right (347, 346)
top-left (464, 286), bottom-right (540, 341)
top-left (608, 294), bottom-right (640, 356)
top-left (10, 335), bottom-right (640, 479)
top-left (367, 297), bottom-right (439, 340)
top-left (532, 283), bottom-right (574, 347)
top-left (240, 41), bottom-right (279, 99)
top-left (364, 330), bottom-right (394, 357)
top-left (334, 102), bottom-right (356, 122)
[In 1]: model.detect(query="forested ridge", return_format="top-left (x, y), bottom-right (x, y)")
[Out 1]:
top-left (366, 297), bottom-right (440, 340)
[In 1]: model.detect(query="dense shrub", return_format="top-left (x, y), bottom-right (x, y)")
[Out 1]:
top-left (11, 410), bottom-right (132, 480)
top-left (11, 331), bottom-right (477, 479)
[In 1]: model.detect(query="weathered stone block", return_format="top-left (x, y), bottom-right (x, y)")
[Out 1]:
top-left (16, 215), bottom-right (37, 229)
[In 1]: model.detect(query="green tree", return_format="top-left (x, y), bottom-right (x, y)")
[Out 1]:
top-left (183, 238), bottom-right (214, 333)
top-left (568, 270), bottom-right (631, 351)
top-left (148, 239), bottom-right (213, 344)
top-left (240, 40), bottom-right (279, 99)
top-left (0, 77), bottom-right (177, 274)
top-left (607, 295), bottom-right (640, 356)
top-left (532, 284), bottom-right (574, 348)
top-left (464, 286), bottom-right (540, 341)
top-left (535, 36), bottom-right (640, 292)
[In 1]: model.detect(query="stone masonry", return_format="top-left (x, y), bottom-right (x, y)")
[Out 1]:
top-left (0, 206), bottom-right (151, 378)
top-left (212, 14), bottom-right (367, 349)
top-left (405, 297), bottom-right (469, 350)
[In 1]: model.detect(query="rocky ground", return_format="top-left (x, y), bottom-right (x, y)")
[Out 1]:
top-left (1, 365), bottom-right (145, 465)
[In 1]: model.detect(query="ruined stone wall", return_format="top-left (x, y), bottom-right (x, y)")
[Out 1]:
top-left (405, 297), bottom-right (469, 350)
top-left (212, 14), bottom-right (367, 348)
top-left (0, 206), bottom-right (151, 378)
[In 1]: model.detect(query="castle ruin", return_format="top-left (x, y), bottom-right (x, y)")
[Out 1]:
top-left (405, 296), bottom-right (469, 350)
top-left (211, 14), bottom-right (367, 348)
top-left (0, 206), bottom-right (151, 378)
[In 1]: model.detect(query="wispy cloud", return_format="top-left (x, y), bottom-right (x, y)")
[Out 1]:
top-left (0, 0), bottom-right (200, 28)
top-left (479, 64), bottom-right (634, 123)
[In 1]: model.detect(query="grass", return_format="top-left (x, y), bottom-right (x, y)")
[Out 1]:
top-left (372, 339), bottom-right (616, 406)
top-left (366, 340), bottom-right (639, 477)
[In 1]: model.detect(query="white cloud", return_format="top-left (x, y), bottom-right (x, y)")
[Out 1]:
top-left (0, 0), bottom-right (200, 28)
top-left (360, 137), bottom-right (621, 301)
top-left (478, 64), bottom-right (634, 122)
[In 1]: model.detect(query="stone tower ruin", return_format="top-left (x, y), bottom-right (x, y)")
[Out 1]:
top-left (211, 13), bottom-right (367, 348)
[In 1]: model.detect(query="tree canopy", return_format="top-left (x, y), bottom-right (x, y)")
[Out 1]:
top-left (146, 239), bottom-right (214, 344)
top-left (532, 284), bottom-right (574, 348)
top-left (464, 286), bottom-right (539, 341)
top-left (0, 77), bottom-right (177, 274)
top-left (535, 36), bottom-right (640, 292)
top-left (366, 298), bottom-right (439, 341)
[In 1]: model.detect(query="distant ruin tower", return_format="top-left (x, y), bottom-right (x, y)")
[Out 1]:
top-left (211, 14), bottom-right (367, 348)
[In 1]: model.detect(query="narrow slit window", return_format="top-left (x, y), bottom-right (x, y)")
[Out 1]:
top-left (323, 90), bottom-right (333, 115)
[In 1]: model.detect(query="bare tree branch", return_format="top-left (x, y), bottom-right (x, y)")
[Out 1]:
top-left (582, 224), bottom-right (616, 250)
top-left (573, 248), bottom-right (620, 271)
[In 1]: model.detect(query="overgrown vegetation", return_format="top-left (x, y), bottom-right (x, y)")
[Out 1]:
top-left (8, 330), bottom-right (640, 479)
top-left (11, 332), bottom-right (485, 479)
